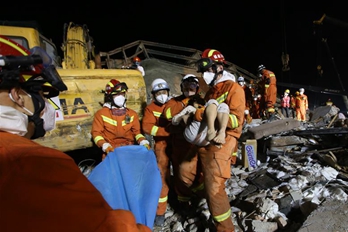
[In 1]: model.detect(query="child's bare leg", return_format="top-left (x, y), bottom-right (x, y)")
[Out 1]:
top-left (205, 103), bottom-right (218, 141)
top-left (213, 112), bottom-right (229, 144)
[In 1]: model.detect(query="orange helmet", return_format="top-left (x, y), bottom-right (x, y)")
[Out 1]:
top-left (202, 49), bottom-right (225, 64)
top-left (133, 57), bottom-right (141, 63)
top-left (105, 79), bottom-right (128, 95)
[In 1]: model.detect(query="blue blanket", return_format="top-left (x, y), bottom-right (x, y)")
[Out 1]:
top-left (88, 145), bottom-right (162, 229)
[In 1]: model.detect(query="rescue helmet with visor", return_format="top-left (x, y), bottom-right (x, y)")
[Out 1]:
top-left (0, 36), bottom-right (67, 139)
top-left (181, 74), bottom-right (199, 92)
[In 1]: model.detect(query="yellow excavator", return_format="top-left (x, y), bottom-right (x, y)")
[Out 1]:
top-left (0, 22), bottom-right (147, 152)
top-left (0, 21), bottom-right (258, 158)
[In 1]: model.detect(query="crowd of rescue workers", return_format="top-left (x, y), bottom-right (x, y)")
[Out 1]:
top-left (0, 43), bottom-right (319, 232)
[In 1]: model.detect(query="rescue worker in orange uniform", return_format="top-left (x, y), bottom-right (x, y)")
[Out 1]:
top-left (130, 56), bottom-right (145, 76)
top-left (281, 89), bottom-right (291, 118)
top-left (290, 91), bottom-right (298, 118)
top-left (251, 94), bottom-right (262, 119)
top-left (237, 76), bottom-right (253, 124)
top-left (92, 79), bottom-right (150, 159)
top-left (163, 74), bottom-right (205, 212)
top-left (257, 64), bottom-right (277, 119)
top-left (142, 78), bottom-right (172, 228)
top-left (249, 79), bottom-right (256, 96)
top-left (180, 49), bottom-right (245, 232)
top-left (0, 40), bottom-right (151, 232)
top-left (295, 88), bottom-right (308, 121)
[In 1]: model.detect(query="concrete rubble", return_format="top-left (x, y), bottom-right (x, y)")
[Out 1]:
top-left (158, 105), bottom-right (348, 232)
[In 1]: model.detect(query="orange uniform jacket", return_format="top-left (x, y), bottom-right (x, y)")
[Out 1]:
top-left (205, 80), bottom-right (245, 138)
top-left (295, 94), bottom-right (308, 121)
top-left (142, 101), bottom-right (171, 140)
top-left (261, 69), bottom-right (277, 111)
top-left (92, 106), bottom-right (146, 149)
top-left (0, 132), bottom-right (151, 232)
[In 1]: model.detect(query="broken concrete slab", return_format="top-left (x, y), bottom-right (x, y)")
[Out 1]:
top-left (251, 220), bottom-right (278, 232)
top-left (269, 135), bottom-right (307, 147)
top-left (247, 118), bottom-right (301, 140)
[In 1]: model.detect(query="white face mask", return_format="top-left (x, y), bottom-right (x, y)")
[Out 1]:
top-left (184, 91), bottom-right (196, 97)
top-left (284, 93), bottom-right (289, 96)
top-left (203, 72), bottom-right (215, 85)
top-left (113, 95), bottom-right (126, 108)
top-left (41, 99), bottom-right (56, 131)
top-left (155, 94), bottom-right (168, 104)
top-left (8, 91), bottom-right (34, 116)
top-left (238, 82), bottom-right (245, 87)
top-left (0, 105), bottom-right (28, 136)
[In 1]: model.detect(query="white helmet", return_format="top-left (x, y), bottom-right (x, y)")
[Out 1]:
top-left (299, 88), bottom-right (305, 93)
top-left (257, 64), bottom-right (266, 72)
top-left (182, 74), bottom-right (199, 84)
top-left (237, 76), bottom-right (244, 82)
top-left (151, 78), bottom-right (170, 93)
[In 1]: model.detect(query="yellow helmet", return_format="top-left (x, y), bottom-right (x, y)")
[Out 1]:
top-left (285, 89), bottom-right (290, 93)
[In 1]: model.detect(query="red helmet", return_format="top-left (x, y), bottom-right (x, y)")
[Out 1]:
top-left (202, 49), bottom-right (225, 64)
top-left (133, 57), bottom-right (141, 63)
top-left (105, 79), bottom-right (128, 95)
top-left (0, 35), bottom-right (65, 97)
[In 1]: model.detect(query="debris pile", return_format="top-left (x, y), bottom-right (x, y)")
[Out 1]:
top-left (159, 106), bottom-right (348, 232)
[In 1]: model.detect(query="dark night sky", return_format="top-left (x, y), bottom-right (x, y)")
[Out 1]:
top-left (1, 1), bottom-right (348, 109)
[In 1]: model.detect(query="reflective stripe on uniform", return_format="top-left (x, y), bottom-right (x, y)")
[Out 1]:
top-left (177, 195), bottom-right (191, 202)
top-left (153, 111), bottom-right (161, 118)
top-left (101, 115), bottom-right (117, 126)
top-left (151, 125), bottom-right (159, 136)
top-left (165, 108), bottom-right (172, 119)
top-left (135, 134), bottom-right (145, 141)
top-left (232, 151), bottom-right (237, 157)
top-left (216, 91), bottom-right (228, 104)
top-left (191, 182), bottom-right (204, 192)
top-left (94, 135), bottom-right (104, 144)
top-left (158, 195), bottom-right (168, 203)
top-left (229, 114), bottom-right (238, 128)
top-left (213, 208), bottom-right (232, 222)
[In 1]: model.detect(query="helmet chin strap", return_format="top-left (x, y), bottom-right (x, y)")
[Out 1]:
top-left (209, 65), bottom-right (223, 86)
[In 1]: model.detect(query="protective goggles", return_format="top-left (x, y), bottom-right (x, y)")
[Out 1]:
top-left (182, 80), bottom-right (199, 90)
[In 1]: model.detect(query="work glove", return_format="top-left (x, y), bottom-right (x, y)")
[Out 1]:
top-left (102, 142), bottom-right (114, 154)
top-left (244, 109), bottom-right (250, 115)
top-left (140, 140), bottom-right (151, 150)
top-left (172, 105), bottom-right (196, 125)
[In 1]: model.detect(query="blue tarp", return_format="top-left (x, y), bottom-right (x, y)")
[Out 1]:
top-left (88, 145), bottom-right (162, 229)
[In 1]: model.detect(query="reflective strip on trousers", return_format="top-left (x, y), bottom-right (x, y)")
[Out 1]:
top-left (213, 208), bottom-right (232, 222)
